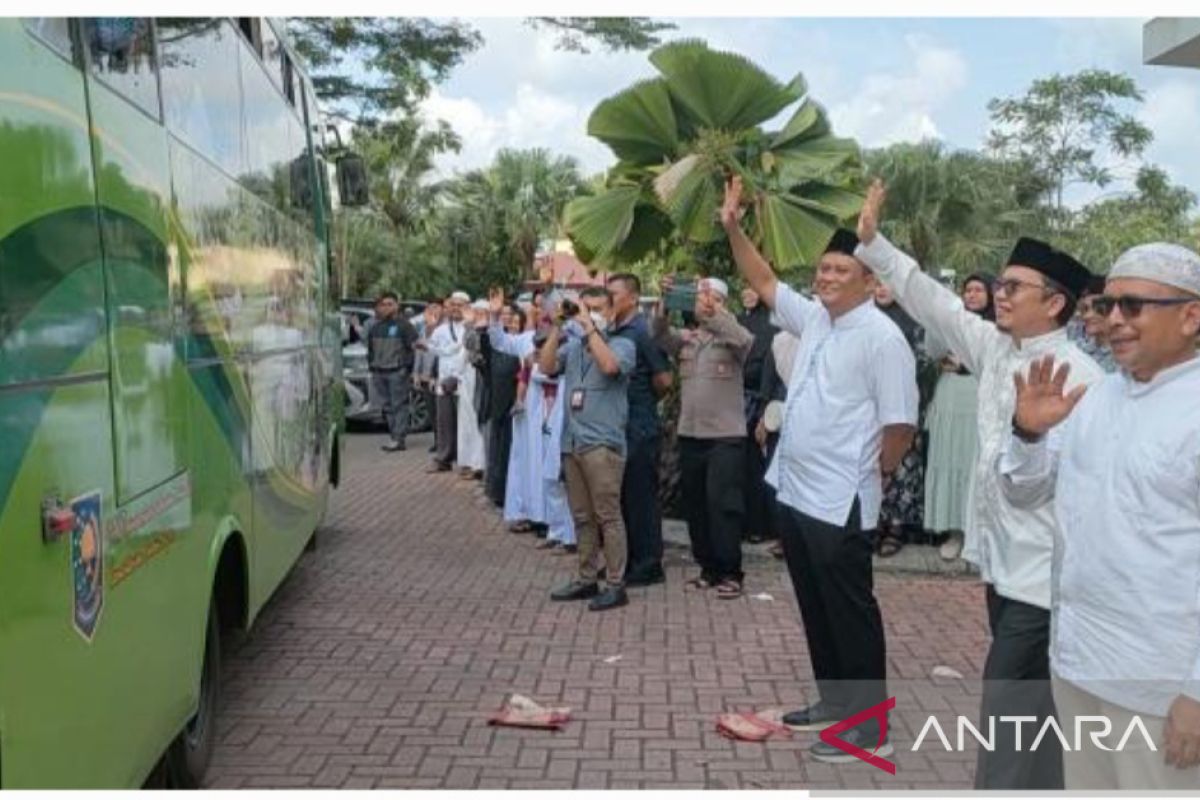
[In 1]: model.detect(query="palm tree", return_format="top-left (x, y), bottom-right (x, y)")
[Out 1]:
top-left (865, 141), bottom-right (1046, 277)
top-left (564, 39), bottom-right (864, 276)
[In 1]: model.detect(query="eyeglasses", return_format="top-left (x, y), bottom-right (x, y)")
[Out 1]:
top-left (992, 278), bottom-right (1050, 297)
top-left (1091, 295), bottom-right (1197, 319)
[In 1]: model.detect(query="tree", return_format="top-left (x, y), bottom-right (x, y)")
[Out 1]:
top-left (565, 40), bottom-right (864, 281)
top-left (526, 18), bottom-right (676, 53)
top-left (865, 141), bottom-right (1048, 275)
top-left (1063, 165), bottom-right (1199, 272)
top-left (288, 18), bottom-right (483, 123)
top-left (288, 17), bottom-right (674, 125)
top-left (438, 149), bottom-right (588, 293)
top-left (986, 69), bottom-right (1153, 218)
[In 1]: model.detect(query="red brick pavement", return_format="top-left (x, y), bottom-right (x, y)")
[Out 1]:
top-left (206, 431), bottom-right (994, 790)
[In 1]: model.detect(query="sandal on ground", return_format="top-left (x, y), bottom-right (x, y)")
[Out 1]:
top-left (536, 539), bottom-right (559, 550)
top-left (685, 576), bottom-right (713, 590)
top-left (716, 580), bottom-right (743, 599)
top-left (876, 532), bottom-right (904, 558)
top-left (508, 521), bottom-right (534, 533)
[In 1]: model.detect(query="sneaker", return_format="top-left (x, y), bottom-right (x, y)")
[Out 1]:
top-left (587, 585), bottom-right (628, 612)
top-left (550, 580), bottom-right (599, 601)
top-left (809, 728), bottom-right (893, 763)
top-left (782, 701), bottom-right (837, 731)
top-left (381, 441), bottom-right (406, 452)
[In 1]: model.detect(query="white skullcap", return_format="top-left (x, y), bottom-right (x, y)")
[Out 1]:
top-left (471, 299), bottom-right (488, 311)
top-left (1110, 243), bottom-right (1200, 297)
top-left (699, 277), bottom-right (729, 298)
top-left (449, 291), bottom-right (470, 303)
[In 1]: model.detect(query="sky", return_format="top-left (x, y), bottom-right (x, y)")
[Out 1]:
top-left (416, 17), bottom-right (1200, 208)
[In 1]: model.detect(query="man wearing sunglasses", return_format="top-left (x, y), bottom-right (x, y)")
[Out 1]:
top-left (1002, 242), bottom-right (1200, 789)
top-left (1068, 275), bottom-right (1118, 373)
top-left (855, 180), bottom-right (1104, 789)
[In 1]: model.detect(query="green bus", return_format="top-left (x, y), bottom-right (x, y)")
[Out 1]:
top-left (0, 17), bottom-right (363, 787)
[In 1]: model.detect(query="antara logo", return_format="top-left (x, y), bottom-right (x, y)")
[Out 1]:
top-left (821, 697), bottom-right (1157, 775)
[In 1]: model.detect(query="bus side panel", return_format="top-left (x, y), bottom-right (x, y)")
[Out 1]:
top-left (236, 37), bottom-right (325, 614)
top-left (0, 20), bottom-right (121, 788)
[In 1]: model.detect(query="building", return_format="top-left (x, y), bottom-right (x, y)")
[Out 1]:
top-left (522, 240), bottom-right (610, 292)
top-left (1144, 18), bottom-right (1200, 68)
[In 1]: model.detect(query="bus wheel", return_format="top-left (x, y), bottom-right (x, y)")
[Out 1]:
top-left (166, 600), bottom-right (220, 787)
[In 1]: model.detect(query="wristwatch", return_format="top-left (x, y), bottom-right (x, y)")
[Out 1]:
top-left (1011, 416), bottom-right (1045, 444)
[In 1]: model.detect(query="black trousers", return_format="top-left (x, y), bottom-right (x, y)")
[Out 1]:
top-left (679, 437), bottom-right (744, 583)
top-left (434, 393), bottom-right (457, 467)
top-left (743, 433), bottom-right (773, 540)
top-left (779, 498), bottom-right (887, 737)
top-left (974, 585), bottom-right (1063, 790)
top-left (485, 415), bottom-right (512, 507)
top-left (372, 368), bottom-right (411, 444)
top-left (621, 432), bottom-right (663, 581)
top-left (423, 385), bottom-right (438, 450)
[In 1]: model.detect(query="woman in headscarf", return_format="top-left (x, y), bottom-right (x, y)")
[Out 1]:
top-left (923, 273), bottom-right (994, 560)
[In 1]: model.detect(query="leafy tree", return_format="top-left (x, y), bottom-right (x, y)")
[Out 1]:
top-left (288, 18), bottom-right (483, 123)
top-left (288, 17), bottom-right (673, 125)
top-left (986, 69), bottom-right (1153, 217)
top-left (865, 141), bottom-right (1048, 275)
top-left (1062, 165), bottom-right (1199, 272)
top-left (565, 40), bottom-right (864, 280)
top-left (526, 17), bottom-right (676, 53)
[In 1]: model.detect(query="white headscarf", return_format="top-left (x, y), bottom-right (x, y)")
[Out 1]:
top-left (1109, 243), bottom-right (1200, 296)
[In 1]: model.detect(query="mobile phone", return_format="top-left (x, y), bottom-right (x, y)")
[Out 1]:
top-left (664, 278), bottom-right (697, 313)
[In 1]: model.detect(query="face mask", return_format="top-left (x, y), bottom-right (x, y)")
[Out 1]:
top-left (589, 311), bottom-right (609, 332)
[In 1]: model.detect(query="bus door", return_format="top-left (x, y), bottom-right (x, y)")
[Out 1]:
top-left (80, 16), bottom-right (200, 784)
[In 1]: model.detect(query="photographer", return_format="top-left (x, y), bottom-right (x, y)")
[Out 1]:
top-left (539, 287), bottom-right (637, 612)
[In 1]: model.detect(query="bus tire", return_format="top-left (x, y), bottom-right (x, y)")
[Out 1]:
top-left (166, 599), bottom-right (220, 788)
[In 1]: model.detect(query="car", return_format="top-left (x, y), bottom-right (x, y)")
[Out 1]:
top-left (341, 304), bottom-right (430, 433)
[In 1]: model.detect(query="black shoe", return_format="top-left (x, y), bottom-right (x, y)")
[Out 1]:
top-left (428, 444), bottom-right (438, 453)
top-left (425, 462), bottom-right (451, 473)
top-left (625, 570), bottom-right (665, 588)
top-left (587, 585), bottom-right (628, 612)
top-left (809, 728), bottom-right (892, 763)
top-left (783, 701), bottom-right (837, 731)
top-left (550, 581), bottom-right (599, 601)
top-left (382, 441), bottom-right (406, 452)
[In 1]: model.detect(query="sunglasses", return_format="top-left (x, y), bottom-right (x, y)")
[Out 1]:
top-left (1091, 295), bottom-right (1196, 319)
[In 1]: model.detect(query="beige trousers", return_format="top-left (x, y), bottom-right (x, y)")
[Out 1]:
top-left (1052, 674), bottom-right (1199, 790)
top-left (563, 446), bottom-right (627, 586)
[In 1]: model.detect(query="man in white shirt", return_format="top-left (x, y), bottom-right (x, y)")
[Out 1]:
top-left (1004, 242), bottom-right (1200, 790)
top-left (423, 291), bottom-right (470, 473)
top-left (855, 181), bottom-right (1103, 789)
top-left (721, 177), bottom-right (919, 763)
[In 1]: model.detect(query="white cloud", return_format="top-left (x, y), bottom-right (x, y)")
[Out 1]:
top-left (421, 84), bottom-right (615, 177)
top-left (829, 35), bottom-right (968, 147)
top-left (1140, 78), bottom-right (1200, 191)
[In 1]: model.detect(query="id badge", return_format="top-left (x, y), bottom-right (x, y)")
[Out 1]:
top-left (570, 389), bottom-right (586, 411)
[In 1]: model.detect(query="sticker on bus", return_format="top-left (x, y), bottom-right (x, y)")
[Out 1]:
top-left (70, 490), bottom-right (104, 642)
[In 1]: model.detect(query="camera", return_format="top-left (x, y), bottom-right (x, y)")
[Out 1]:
top-left (559, 298), bottom-right (580, 318)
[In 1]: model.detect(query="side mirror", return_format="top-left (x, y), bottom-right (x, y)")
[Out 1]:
top-left (335, 153), bottom-right (369, 207)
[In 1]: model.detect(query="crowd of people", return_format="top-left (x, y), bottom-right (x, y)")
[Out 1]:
top-left (358, 175), bottom-right (1200, 789)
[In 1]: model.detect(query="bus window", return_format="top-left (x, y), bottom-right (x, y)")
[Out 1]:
top-left (82, 18), bottom-right (160, 119)
top-left (239, 44), bottom-right (292, 210)
top-left (260, 22), bottom-right (284, 95)
top-left (22, 18), bottom-right (75, 63)
top-left (158, 18), bottom-right (243, 177)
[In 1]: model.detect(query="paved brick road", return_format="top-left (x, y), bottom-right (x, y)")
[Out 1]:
top-left (207, 431), bottom-right (993, 790)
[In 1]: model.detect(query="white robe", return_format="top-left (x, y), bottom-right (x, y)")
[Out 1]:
top-left (532, 368), bottom-right (574, 545)
top-left (456, 363), bottom-right (486, 471)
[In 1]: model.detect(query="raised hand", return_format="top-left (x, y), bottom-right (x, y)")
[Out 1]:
top-left (488, 286), bottom-right (505, 316)
top-left (1012, 354), bottom-right (1088, 436)
top-left (858, 178), bottom-right (886, 245)
top-left (720, 175), bottom-right (745, 228)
